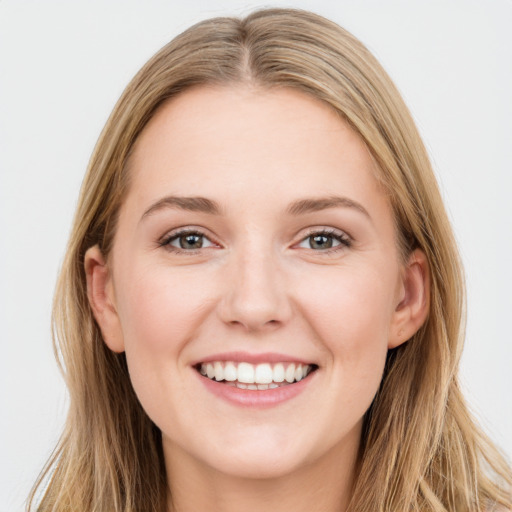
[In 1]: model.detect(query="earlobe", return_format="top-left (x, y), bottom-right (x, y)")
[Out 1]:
top-left (389, 249), bottom-right (430, 349)
top-left (84, 245), bottom-right (125, 353)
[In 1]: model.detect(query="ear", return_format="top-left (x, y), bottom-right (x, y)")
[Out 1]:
top-left (389, 248), bottom-right (430, 349)
top-left (84, 245), bottom-right (125, 353)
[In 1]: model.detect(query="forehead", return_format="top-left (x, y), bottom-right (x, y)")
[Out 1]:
top-left (125, 85), bottom-right (388, 219)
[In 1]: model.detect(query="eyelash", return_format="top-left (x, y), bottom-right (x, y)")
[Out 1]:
top-left (159, 229), bottom-right (217, 255)
top-left (298, 228), bottom-right (352, 254)
top-left (158, 227), bottom-right (352, 255)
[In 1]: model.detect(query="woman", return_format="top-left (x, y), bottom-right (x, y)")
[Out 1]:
top-left (28, 8), bottom-right (511, 512)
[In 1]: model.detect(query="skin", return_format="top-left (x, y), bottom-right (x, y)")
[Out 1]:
top-left (85, 86), bottom-right (429, 512)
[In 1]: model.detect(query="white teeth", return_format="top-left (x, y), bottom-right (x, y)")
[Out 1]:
top-left (198, 361), bottom-right (314, 387)
top-left (237, 362), bottom-right (255, 384)
top-left (273, 363), bottom-right (285, 382)
top-left (285, 364), bottom-right (296, 383)
top-left (224, 362), bottom-right (237, 382)
top-left (214, 362), bottom-right (223, 381)
top-left (254, 363), bottom-right (273, 384)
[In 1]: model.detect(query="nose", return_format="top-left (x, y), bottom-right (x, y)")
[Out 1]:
top-left (217, 244), bottom-right (292, 332)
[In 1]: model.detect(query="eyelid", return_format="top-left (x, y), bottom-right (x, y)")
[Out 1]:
top-left (158, 226), bottom-right (221, 252)
top-left (293, 226), bottom-right (352, 252)
top-left (157, 225), bottom-right (352, 255)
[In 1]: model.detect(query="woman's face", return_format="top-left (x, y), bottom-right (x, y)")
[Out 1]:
top-left (88, 86), bottom-right (425, 480)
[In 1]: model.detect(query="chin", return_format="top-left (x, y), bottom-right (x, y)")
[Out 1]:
top-left (209, 450), bottom-right (306, 480)
top-left (193, 430), bottom-right (316, 480)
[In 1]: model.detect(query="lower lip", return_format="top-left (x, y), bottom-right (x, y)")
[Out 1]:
top-left (196, 370), bottom-right (317, 408)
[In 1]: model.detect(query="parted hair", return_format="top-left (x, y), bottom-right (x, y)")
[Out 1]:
top-left (29, 8), bottom-right (511, 512)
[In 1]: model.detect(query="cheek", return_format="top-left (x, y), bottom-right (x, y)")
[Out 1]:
top-left (115, 263), bottom-right (214, 354)
top-left (297, 263), bottom-right (397, 349)
top-left (294, 263), bottom-right (395, 398)
top-left (112, 263), bottom-right (216, 424)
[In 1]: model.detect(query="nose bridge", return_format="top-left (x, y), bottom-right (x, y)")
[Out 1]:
top-left (219, 235), bottom-right (291, 330)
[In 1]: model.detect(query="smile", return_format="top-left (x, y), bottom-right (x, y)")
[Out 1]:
top-left (196, 361), bottom-right (317, 390)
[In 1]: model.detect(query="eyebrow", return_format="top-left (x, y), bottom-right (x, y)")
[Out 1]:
top-left (285, 195), bottom-right (371, 219)
top-left (141, 194), bottom-right (371, 221)
top-left (141, 196), bottom-right (223, 220)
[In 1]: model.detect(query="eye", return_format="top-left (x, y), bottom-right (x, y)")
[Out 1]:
top-left (297, 229), bottom-right (351, 251)
top-left (160, 229), bottom-right (215, 252)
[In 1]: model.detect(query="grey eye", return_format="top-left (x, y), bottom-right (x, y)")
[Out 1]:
top-left (309, 234), bottom-right (337, 249)
top-left (178, 233), bottom-right (203, 249)
top-left (298, 233), bottom-right (343, 250)
top-left (166, 231), bottom-right (215, 250)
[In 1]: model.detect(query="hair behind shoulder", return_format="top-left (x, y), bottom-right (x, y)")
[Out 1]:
top-left (28, 8), bottom-right (511, 512)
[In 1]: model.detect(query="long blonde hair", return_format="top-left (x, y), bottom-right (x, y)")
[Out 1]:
top-left (29, 8), bottom-right (511, 512)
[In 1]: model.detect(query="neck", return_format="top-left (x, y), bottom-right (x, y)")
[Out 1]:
top-left (164, 430), bottom-right (360, 512)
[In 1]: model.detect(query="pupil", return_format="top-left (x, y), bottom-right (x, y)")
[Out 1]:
top-left (311, 234), bottom-right (332, 249)
top-left (180, 234), bottom-right (202, 249)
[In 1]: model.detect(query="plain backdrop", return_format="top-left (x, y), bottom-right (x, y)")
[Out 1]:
top-left (1, 1), bottom-right (511, 510)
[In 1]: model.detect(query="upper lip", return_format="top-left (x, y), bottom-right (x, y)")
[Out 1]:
top-left (191, 351), bottom-right (317, 366)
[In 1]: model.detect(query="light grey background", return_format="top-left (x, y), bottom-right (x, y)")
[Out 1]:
top-left (1, 1), bottom-right (511, 510)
